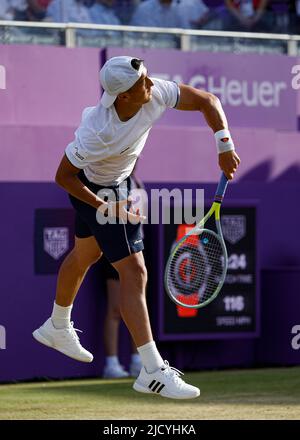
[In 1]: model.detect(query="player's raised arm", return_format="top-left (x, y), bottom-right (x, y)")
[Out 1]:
top-left (176, 84), bottom-right (241, 180)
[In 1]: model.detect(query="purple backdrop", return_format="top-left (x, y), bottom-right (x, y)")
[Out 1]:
top-left (1, 178), bottom-right (299, 382)
top-left (0, 45), bottom-right (300, 381)
top-left (0, 45), bottom-right (101, 127)
top-left (0, 45), bottom-right (298, 131)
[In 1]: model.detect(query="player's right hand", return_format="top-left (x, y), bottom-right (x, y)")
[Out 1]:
top-left (219, 150), bottom-right (241, 180)
top-left (108, 198), bottom-right (146, 224)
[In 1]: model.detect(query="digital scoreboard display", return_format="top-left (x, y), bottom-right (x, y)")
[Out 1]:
top-left (158, 205), bottom-right (259, 340)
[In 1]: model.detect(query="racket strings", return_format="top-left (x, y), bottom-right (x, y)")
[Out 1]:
top-left (166, 229), bottom-right (225, 307)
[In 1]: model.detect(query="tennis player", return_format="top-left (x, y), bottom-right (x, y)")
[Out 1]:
top-left (33, 56), bottom-right (240, 400)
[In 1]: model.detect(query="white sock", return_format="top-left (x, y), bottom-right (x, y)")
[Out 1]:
top-left (105, 356), bottom-right (119, 368)
top-left (137, 341), bottom-right (164, 374)
top-left (51, 302), bottom-right (73, 329)
top-left (131, 353), bottom-right (141, 364)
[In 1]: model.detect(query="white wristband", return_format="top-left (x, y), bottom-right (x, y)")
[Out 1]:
top-left (215, 129), bottom-right (235, 154)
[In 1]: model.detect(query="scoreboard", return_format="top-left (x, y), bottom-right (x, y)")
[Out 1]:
top-left (158, 205), bottom-right (259, 340)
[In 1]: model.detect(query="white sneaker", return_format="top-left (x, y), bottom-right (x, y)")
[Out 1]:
top-left (103, 364), bottom-right (129, 379)
top-left (133, 360), bottom-right (200, 399)
top-left (32, 318), bottom-right (93, 363)
top-left (129, 361), bottom-right (143, 378)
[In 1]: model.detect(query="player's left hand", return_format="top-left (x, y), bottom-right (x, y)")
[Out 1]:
top-left (219, 150), bottom-right (241, 180)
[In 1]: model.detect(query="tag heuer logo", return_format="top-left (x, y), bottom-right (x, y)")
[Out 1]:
top-left (221, 215), bottom-right (246, 244)
top-left (43, 227), bottom-right (69, 260)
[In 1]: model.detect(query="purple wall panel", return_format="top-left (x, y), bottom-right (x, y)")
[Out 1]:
top-left (0, 183), bottom-right (132, 382)
top-left (1, 179), bottom-right (299, 381)
top-left (0, 125), bottom-right (73, 181)
top-left (257, 268), bottom-right (300, 365)
top-left (1, 125), bottom-right (299, 183)
top-left (0, 45), bottom-right (101, 127)
top-left (137, 126), bottom-right (300, 183)
top-left (0, 45), bottom-right (299, 183)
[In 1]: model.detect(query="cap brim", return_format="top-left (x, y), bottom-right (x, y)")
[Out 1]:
top-left (101, 91), bottom-right (117, 108)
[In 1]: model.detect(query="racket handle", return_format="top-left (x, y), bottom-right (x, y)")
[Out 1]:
top-left (214, 172), bottom-right (228, 203)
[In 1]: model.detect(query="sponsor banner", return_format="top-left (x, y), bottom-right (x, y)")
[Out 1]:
top-left (0, 46), bottom-right (299, 182)
top-left (107, 48), bottom-right (298, 130)
top-left (43, 227), bottom-right (69, 260)
top-left (34, 208), bottom-right (75, 274)
top-left (221, 215), bottom-right (246, 245)
top-left (0, 45), bottom-right (298, 130)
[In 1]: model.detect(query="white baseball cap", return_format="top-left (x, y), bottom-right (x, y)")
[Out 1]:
top-left (99, 56), bottom-right (147, 108)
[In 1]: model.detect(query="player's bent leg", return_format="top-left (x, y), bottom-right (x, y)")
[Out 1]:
top-left (56, 236), bottom-right (103, 306)
top-left (112, 251), bottom-right (152, 347)
top-left (33, 236), bottom-right (103, 363)
top-left (112, 252), bottom-right (200, 399)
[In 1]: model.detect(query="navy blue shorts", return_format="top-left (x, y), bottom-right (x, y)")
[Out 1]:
top-left (98, 255), bottom-right (119, 281)
top-left (69, 170), bottom-right (144, 263)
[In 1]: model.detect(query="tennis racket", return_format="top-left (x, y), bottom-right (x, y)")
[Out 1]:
top-left (164, 172), bottom-right (229, 309)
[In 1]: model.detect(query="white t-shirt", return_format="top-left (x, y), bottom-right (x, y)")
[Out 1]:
top-left (65, 78), bottom-right (180, 186)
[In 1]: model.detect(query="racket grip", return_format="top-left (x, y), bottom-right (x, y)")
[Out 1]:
top-left (214, 172), bottom-right (228, 203)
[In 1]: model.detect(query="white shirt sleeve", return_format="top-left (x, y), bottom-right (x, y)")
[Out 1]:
top-left (65, 142), bottom-right (89, 168)
top-left (65, 104), bottom-right (111, 168)
top-left (152, 78), bottom-right (180, 109)
top-left (65, 137), bottom-right (109, 169)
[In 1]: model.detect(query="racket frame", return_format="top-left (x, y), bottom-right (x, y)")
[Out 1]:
top-left (164, 173), bottom-right (229, 309)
